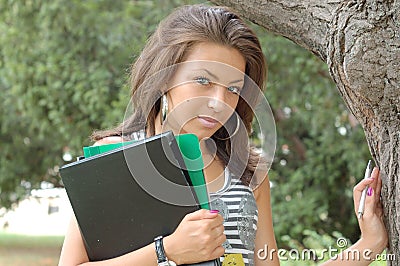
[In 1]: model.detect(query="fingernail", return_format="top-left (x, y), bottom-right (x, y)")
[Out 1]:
top-left (367, 187), bottom-right (373, 196)
top-left (210, 210), bottom-right (219, 214)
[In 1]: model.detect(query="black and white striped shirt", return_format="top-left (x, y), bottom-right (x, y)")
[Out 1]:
top-left (210, 168), bottom-right (258, 266)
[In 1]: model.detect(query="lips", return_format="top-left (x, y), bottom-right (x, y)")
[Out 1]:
top-left (197, 116), bottom-right (219, 128)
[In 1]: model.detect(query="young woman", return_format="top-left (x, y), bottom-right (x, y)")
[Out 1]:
top-left (59, 4), bottom-right (387, 266)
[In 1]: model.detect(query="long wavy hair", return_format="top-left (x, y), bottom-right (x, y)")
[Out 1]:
top-left (92, 4), bottom-right (267, 186)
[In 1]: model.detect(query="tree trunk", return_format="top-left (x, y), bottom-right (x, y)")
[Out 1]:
top-left (211, 0), bottom-right (400, 263)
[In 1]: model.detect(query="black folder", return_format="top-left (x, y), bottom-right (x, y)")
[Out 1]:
top-left (60, 131), bottom-right (220, 265)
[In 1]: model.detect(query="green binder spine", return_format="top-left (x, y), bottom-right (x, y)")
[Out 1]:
top-left (83, 141), bottom-right (135, 158)
top-left (175, 134), bottom-right (210, 210)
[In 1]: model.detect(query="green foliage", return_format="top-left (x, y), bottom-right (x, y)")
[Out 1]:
top-left (0, 0), bottom-right (197, 207)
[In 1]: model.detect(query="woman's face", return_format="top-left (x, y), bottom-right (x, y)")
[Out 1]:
top-left (162, 42), bottom-right (246, 140)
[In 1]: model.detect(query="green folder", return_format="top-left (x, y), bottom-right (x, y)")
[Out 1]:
top-left (82, 133), bottom-right (210, 209)
top-left (83, 141), bottom-right (135, 158)
top-left (175, 134), bottom-right (210, 210)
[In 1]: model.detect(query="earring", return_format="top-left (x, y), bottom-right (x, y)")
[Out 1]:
top-left (161, 94), bottom-right (168, 125)
top-left (214, 114), bottom-right (240, 140)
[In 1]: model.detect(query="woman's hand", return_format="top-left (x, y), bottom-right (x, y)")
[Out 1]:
top-left (163, 209), bottom-right (226, 265)
top-left (322, 167), bottom-right (388, 266)
top-left (353, 167), bottom-right (387, 253)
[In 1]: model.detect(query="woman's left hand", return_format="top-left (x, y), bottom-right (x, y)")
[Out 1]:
top-left (353, 167), bottom-right (388, 252)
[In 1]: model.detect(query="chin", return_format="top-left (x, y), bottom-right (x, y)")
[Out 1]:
top-left (198, 130), bottom-right (219, 140)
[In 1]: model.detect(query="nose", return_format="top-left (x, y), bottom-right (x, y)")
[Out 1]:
top-left (207, 85), bottom-right (226, 112)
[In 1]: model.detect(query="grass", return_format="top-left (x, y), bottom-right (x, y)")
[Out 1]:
top-left (0, 231), bottom-right (64, 266)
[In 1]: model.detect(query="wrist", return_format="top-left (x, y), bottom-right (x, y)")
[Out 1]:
top-left (163, 235), bottom-right (182, 265)
top-left (358, 236), bottom-right (387, 255)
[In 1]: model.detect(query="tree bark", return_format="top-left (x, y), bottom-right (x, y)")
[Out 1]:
top-left (211, 0), bottom-right (400, 263)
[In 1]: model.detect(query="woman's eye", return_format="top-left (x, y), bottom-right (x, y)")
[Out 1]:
top-left (195, 76), bottom-right (211, 85)
top-left (227, 86), bottom-right (240, 95)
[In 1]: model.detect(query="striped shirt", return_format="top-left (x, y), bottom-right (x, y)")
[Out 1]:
top-left (210, 168), bottom-right (258, 266)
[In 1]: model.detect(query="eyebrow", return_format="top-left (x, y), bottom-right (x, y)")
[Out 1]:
top-left (194, 68), bottom-right (244, 85)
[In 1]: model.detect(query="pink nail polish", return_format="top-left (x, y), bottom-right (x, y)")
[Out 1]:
top-left (210, 210), bottom-right (219, 213)
top-left (367, 187), bottom-right (373, 196)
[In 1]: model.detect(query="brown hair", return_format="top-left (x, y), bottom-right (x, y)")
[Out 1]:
top-left (92, 4), bottom-right (267, 186)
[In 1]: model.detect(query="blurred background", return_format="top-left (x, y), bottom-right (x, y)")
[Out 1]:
top-left (0, 0), bottom-right (377, 265)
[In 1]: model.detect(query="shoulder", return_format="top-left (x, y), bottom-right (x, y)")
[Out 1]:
top-left (93, 136), bottom-right (124, 146)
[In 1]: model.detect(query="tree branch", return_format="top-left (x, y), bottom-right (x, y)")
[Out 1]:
top-left (210, 0), bottom-right (341, 61)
